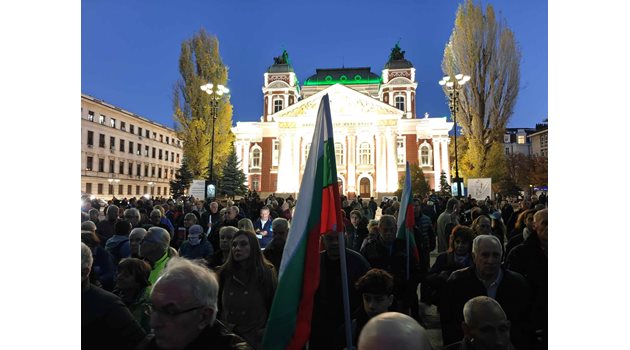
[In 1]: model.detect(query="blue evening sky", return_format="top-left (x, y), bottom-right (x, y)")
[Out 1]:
top-left (81, 0), bottom-right (547, 130)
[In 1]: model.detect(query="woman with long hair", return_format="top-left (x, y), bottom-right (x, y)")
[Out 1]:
top-left (506, 208), bottom-right (538, 257)
top-left (217, 230), bottom-right (277, 349)
top-left (114, 258), bottom-right (152, 332)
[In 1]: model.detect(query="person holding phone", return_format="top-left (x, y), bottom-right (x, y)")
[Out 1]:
top-left (253, 206), bottom-right (273, 248)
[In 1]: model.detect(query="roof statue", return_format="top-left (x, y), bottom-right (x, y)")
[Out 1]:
top-left (273, 50), bottom-right (290, 65)
top-left (389, 42), bottom-right (406, 61)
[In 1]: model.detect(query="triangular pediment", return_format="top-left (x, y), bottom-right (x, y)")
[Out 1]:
top-left (273, 83), bottom-right (403, 119)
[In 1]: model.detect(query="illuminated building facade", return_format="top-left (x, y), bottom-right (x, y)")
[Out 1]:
top-left (232, 47), bottom-right (454, 199)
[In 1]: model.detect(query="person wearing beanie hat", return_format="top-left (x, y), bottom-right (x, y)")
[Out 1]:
top-left (178, 224), bottom-right (214, 260)
top-left (105, 220), bottom-right (132, 265)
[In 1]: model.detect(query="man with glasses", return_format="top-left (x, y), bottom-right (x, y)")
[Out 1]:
top-left (139, 227), bottom-right (171, 285)
top-left (140, 257), bottom-right (251, 350)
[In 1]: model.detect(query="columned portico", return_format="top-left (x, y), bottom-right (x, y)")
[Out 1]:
top-left (432, 137), bottom-right (442, 190)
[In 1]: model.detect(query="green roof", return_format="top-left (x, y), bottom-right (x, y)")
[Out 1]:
top-left (303, 67), bottom-right (381, 86)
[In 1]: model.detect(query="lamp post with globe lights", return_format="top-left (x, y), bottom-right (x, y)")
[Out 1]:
top-left (200, 82), bottom-right (230, 199)
top-left (439, 73), bottom-right (470, 198)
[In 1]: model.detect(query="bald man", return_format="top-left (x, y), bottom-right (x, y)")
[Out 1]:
top-left (358, 312), bottom-right (432, 350)
top-left (443, 296), bottom-right (516, 350)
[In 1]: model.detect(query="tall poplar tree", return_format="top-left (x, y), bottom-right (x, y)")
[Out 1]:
top-left (442, 0), bottom-right (520, 180)
top-left (173, 29), bottom-right (234, 178)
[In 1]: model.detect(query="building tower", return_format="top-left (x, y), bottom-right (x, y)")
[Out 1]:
top-left (379, 43), bottom-right (418, 119)
top-left (261, 50), bottom-right (300, 122)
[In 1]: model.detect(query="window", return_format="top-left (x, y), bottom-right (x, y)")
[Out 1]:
top-left (118, 184), bottom-right (123, 195)
top-left (395, 95), bottom-right (405, 111)
top-left (540, 134), bottom-right (547, 149)
top-left (99, 134), bottom-right (105, 148)
top-left (171, 152), bottom-right (175, 162)
top-left (109, 160), bottom-right (115, 173)
top-left (335, 143), bottom-right (344, 165)
top-left (127, 185), bottom-right (132, 194)
top-left (152, 147), bottom-right (156, 159)
top-left (98, 159), bottom-right (104, 172)
top-left (137, 143), bottom-right (142, 156)
top-left (130, 124), bottom-right (135, 134)
top-left (120, 121), bottom-right (126, 131)
top-left (504, 134), bottom-right (511, 143)
top-left (144, 165), bottom-right (149, 177)
top-left (160, 134), bottom-right (163, 142)
top-left (145, 146), bottom-right (149, 157)
top-left (138, 127), bottom-right (143, 136)
top-left (151, 167), bottom-right (156, 177)
top-left (158, 187), bottom-right (161, 196)
top-left (419, 143), bottom-right (432, 166)
top-left (110, 136), bottom-right (115, 150)
top-left (359, 142), bottom-right (371, 165)
top-left (158, 168), bottom-right (162, 178)
top-left (397, 137), bottom-right (406, 165)
top-left (252, 178), bottom-right (259, 192)
top-left (99, 115), bottom-right (105, 125)
top-left (86, 183), bottom-right (92, 194)
top-left (110, 118), bottom-right (116, 128)
top-left (120, 139), bottom-right (125, 152)
top-left (159, 149), bottom-right (163, 160)
top-left (87, 111), bottom-right (94, 121)
top-left (272, 140), bottom-right (279, 166)
top-left (108, 184), bottom-right (114, 195)
top-left (86, 156), bottom-right (93, 171)
top-left (129, 141), bottom-right (134, 154)
top-left (144, 186), bottom-right (148, 194)
top-left (274, 99), bottom-right (283, 113)
top-left (87, 131), bottom-right (94, 146)
top-left (97, 184), bottom-right (103, 194)
top-left (517, 135), bottom-right (526, 144)
top-left (146, 129), bottom-right (150, 138)
top-left (136, 185), bottom-right (140, 195)
top-left (166, 136), bottom-right (170, 144)
top-left (176, 154), bottom-right (180, 163)
top-left (119, 161), bottom-right (124, 174)
top-left (251, 146), bottom-right (261, 169)
top-left (137, 164), bottom-right (141, 176)
top-left (128, 162), bottom-right (133, 175)
top-left (165, 151), bottom-right (169, 161)
top-left (153, 132), bottom-right (157, 140)
top-left (505, 147), bottom-right (510, 155)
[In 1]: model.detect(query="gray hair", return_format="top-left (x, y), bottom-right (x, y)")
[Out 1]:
top-left (272, 217), bottom-right (290, 233)
top-left (150, 209), bottom-right (162, 218)
top-left (463, 296), bottom-right (506, 325)
top-left (231, 206), bottom-right (240, 215)
top-left (219, 226), bottom-right (238, 236)
top-left (146, 227), bottom-right (171, 251)
top-left (81, 242), bottom-right (93, 271)
top-left (88, 208), bottom-right (100, 217)
top-left (155, 257), bottom-right (219, 325)
top-left (81, 220), bottom-right (97, 233)
top-left (184, 212), bottom-right (197, 223)
top-left (124, 208), bottom-right (140, 218)
top-left (472, 234), bottom-right (502, 255)
top-left (129, 227), bottom-right (147, 239)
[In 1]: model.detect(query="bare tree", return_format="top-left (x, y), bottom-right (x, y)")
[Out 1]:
top-left (442, 0), bottom-right (521, 179)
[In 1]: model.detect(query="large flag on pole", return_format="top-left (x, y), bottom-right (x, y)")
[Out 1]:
top-left (397, 161), bottom-right (419, 280)
top-left (263, 94), bottom-right (343, 350)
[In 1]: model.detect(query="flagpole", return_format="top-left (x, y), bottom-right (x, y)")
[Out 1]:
top-left (337, 230), bottom-right (354, 350)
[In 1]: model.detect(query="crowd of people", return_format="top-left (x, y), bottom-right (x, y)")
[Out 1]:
top-left (81, 190), bottom-right (548, 350)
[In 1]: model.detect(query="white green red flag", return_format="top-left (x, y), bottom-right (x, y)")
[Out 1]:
top-left (396, 161), bottom-right (419, 279)
top-left (262, 94), bottom-right (343, 350)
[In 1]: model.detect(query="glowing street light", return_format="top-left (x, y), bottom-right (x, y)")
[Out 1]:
top-left (200, 82), bottom-right (230, 199)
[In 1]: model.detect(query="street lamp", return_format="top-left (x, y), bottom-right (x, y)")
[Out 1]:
top-left (200, 82), bottom-right (230, 199)
top-left (439, 73), bottom-right (471, 198)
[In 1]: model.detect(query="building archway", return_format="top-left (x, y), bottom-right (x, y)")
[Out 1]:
top-left (359, 177), bottom-right (371, 198)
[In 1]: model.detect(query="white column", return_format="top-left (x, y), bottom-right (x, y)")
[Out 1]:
top-left (432, 138), bottom-right (441, 191)
top-left (440, 138), bottom-right (451, 185)
top-left (284, 94), bottom-right (289, 110)
top-left (386, 129), bottom-right (398, 192)
top-left (242, 142), bottom-right (250, 176)
top-left (376, 132), bottom-right (387, 192)
top-left (406, 90), bottom-right (412, 119)
top-left (293, 136), bottom-right (302, 191)
top-left (276, 133), bottom-right (294, 193)
top-left (347, 133), bottom-right (356, 194)
top-left (234, 141), bottom-right (243, 166)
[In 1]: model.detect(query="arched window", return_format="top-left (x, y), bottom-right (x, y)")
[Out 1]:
top-left (335, 142), bottom-right (344, 165)
top-left (395, 95), bottom-right (405, 111)
top-left (419, 143), bottom-right (432, 166)
top-left (359, 142), bottom-right (372, 165)
top-left (251, 146), bottom-right (262, 169)
top-left (274, 99), bottom-right (284, 113)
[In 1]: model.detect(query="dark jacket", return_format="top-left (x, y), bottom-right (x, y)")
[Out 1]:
top-left (139, 320), bottom-right (252, 350)
top-left (262, 237), bottom-right (285, 271)
top-left (82, 283), bottom-right (146, 350)
top-left (253, 218), bottom-right (273, 248)
top-left (423, 252), bottom-right (472, 306)
top-left (105, 235), bottom-right (131, 265)
top-left (346, 222), bottom-right (368, 252)
top-left (441, 266), bottom-right (532, 350)
top-left (506, 232), bottom-right (548, 333)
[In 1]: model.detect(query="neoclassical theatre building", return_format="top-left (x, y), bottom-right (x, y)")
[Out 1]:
top-left (232, 46), bottom-right (454, 199)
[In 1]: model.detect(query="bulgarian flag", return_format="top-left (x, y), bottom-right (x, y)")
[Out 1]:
top-left (263, 94), bottom-right (343, 350)
top-left (396, 161), bottom-right (419, 280)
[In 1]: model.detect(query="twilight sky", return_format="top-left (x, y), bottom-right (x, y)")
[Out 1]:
top-left (81, 0), bottom-right (547, 130)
